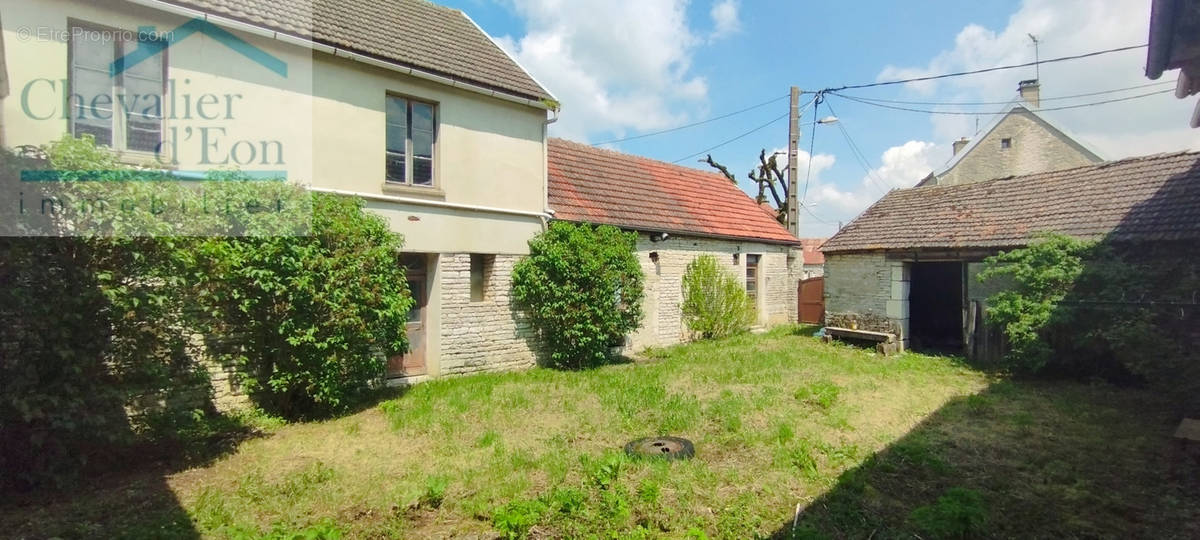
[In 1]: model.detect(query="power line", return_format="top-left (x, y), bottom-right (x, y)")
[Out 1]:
top-left (802, 97), bottom-right (820, 202)
top-left (825, 44), bottom-right (1147, 92)
top-left (799, 202), bottom-right (835, 225)
top-left (670, 112), bottom-right (789, 163)
top-left (671, 95), bottom-right (818, 164)
top-left (594, 94), bottom-right (790, 146)
top-left (835, 80), bottom-right (1174, 107)
top-left (830, 88), bottom-right (1175, 115)
top-left (822, 101), bottom-right (890, 197)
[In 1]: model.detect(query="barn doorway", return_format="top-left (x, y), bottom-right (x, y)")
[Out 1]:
top-left (909, 262), bottom-right (964, 353)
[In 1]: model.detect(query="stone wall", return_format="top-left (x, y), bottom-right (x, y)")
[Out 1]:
top-left (824, 252), bottom-right (910, 347)
top-left (935, 109), bottom-right (1100, 187)
top-left (631, 233), bottom-right (801, 350)
top-left (438, 253), bottom-right (538, 374)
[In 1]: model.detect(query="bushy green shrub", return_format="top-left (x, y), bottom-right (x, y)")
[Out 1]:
top-left (196, 193), bottom-right (413, 419)
top-left (680, 254), bottom-right (755, 339)
top-left (979, 233), bottom-right (1200, 409)
top-left (511, 222), bottom-right (644, 368)
top-left (1, 135), bottom-right (412, 489)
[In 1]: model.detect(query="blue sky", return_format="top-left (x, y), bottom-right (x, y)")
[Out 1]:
top-left (442, 0), bottom-right (1200, 237)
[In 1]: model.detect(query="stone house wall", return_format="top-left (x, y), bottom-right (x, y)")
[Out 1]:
top-left (936, 110), bottom-right (1100, 187)
top-left (823, 252), bottom-right (911, 348)
top-left (631, 233), bottom-right (801, 350)
top-left (438, 253), bottom-right (538, 375)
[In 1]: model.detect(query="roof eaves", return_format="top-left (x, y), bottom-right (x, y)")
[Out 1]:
top-left (460, 10), bottom-right (558, 107)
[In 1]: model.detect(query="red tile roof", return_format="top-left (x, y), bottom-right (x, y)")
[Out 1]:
top-left (798, 238), bottom-right (826, 265)
top-left (548, 139), bottom-right (803, 245)
top-left (822, 151), bottom-right (1200, 253)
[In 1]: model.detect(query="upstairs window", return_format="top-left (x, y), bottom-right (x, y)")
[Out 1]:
top-left (1000, 137), bottom-right (1013, 149)
top-left (69, 23), bottom-right (165, 153)
top-left (386, 96), bottom-right (436, 186)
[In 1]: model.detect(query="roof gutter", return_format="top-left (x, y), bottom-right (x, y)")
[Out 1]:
top-left (1146, 0), bottom-right (1177, 79)
top-left (550, 218), bottom-right (805, 247)
top-left (311, 187), bottom-right (553, 220)
top-left (123, 0), bottom-right (555, 111)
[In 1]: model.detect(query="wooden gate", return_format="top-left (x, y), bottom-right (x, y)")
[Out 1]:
top-left (798, 277), bottom-right (824, 325)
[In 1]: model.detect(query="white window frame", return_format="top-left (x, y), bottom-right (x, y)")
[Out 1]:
top-left (67, 20), bottom-right (167, 158)
top-left (385, 94), bottom-right (438, 188)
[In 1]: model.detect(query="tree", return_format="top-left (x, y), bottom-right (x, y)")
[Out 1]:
top-left (703, 149), bottom-right (789, 225)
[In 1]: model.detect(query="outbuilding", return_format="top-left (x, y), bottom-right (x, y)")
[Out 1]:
top-left (547, 138), bottom-right (806, 349)
top-left (820, 151), bottom-right (1200, 359)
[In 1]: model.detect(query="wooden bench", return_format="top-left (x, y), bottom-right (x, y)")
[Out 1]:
top-left (822, 326), bottom-right (901, 355)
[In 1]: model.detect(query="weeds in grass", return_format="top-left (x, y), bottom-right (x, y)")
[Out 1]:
top-left (777, 439), bottom-right (820, 479)
top-left (795, 380), bottom-right (841, 409)
top-left (908, 487), bottom-right (988, 539)
top-left (476, 430), bottom-right (500, 448)
top-left (492, 498), bottom-right (547, 539)
top-left (419, 476), bottom-right (449, 509)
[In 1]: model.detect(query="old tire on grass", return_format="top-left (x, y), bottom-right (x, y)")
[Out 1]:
top-left (624, 436), bottom-right (695, 461)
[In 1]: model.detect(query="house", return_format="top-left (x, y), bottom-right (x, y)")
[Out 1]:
top-left (1, 0), bottom-right (557, 399)
top-left (821, 151), bottom-right (1200, 356)
top-left (915, 81), bottom-right (1103, 187)
top-left (547, 138), bottom-right (805, 349)
top-left (1146, 0), bottom-right (1200, 127)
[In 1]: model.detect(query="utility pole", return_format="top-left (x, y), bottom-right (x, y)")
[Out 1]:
top-left (786, 86), bottom-right (801, 237)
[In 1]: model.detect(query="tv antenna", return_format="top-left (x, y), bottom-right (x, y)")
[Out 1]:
top-left (1028, 34), bottom-right (1041, 80)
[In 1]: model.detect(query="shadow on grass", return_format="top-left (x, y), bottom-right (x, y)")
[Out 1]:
top-left (770, 379), bottom-right (1200, 539)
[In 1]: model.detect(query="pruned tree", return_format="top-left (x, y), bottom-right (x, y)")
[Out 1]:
top-left (703, 150), bottom-right (788, 225)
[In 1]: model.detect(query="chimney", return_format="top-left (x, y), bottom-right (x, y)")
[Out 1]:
top-left (1018, 79), bottom-right (1040, 108)
top-left (952, 137), bottom-right (970, 156)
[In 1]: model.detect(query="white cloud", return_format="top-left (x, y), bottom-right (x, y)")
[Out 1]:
top-left (801, 141), bottom-right (940, 235)
top-left (709, 0), bottom-right (741, 41)
top-left (873, 0), bottom-right (1200, 160)
top-left (495, 0), bottom-right (711, 141)
top-left (805, 0), bottom-right (1200, 237)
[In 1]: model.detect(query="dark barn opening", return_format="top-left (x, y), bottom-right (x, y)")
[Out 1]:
top-left (909, 262), bottom-right (964, 353)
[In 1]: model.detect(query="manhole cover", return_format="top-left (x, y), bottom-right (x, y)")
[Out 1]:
top-left (624, 436), bottom-right (695, 460)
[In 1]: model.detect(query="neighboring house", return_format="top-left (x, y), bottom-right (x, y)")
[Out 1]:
top-left (915, 81), bottom-right (1103, 187)
top-left (2, 0), bottom-right (556, 400)
top-left (821, 151), bottom-right (1200, 357)
top-left (1147, 0), bottom-right (1200, 127)
top-left (797, 238), bottom-right (826, 278)
top-left (547, 138), bottom-right (805, 349)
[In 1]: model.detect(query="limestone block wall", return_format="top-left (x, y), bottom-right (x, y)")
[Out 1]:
top-left (936, 110), bottom-right (1100, 187)
top-left (631, 233), bottom-right (801, 350)
top-left (824, 252), bottom-right (910, 347)
top-left (438, 253), bottom-right (538, 374)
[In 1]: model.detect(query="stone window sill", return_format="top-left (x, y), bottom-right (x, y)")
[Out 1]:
top-left (382, 182), bottom-right (446, 199)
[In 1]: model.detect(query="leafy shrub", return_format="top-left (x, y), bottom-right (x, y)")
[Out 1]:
top-left (1, 135), bottom-right (412, 489)
top-left (511, 222), bottom-right (644, 368)
top-left (196, 193), bottom-right (412, 419)
top-left (680, 254), bottom-right (755, 338)
top-left (907, 487), bottom-right (988, 539)
top-left (979, 233), bottom-right (1200, 409)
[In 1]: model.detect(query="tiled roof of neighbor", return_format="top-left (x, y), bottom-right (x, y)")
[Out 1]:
top-left (822, 151), bottom-right (1200, 253)
top-left (548, 139), bottom-right (803, 245)
top-left (798, 239), bottom-right (826, 265)
top-left (160, 0), bottom-right (553, 102)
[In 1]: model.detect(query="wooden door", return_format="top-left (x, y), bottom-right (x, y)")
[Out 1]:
top-left (388, 254), bottom-right (428, 377)
top-left (798, 277), bottom-right (825, 324)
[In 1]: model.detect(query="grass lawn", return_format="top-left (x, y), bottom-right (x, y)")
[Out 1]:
top-left (4, 326), bottom-right (1199, 539)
